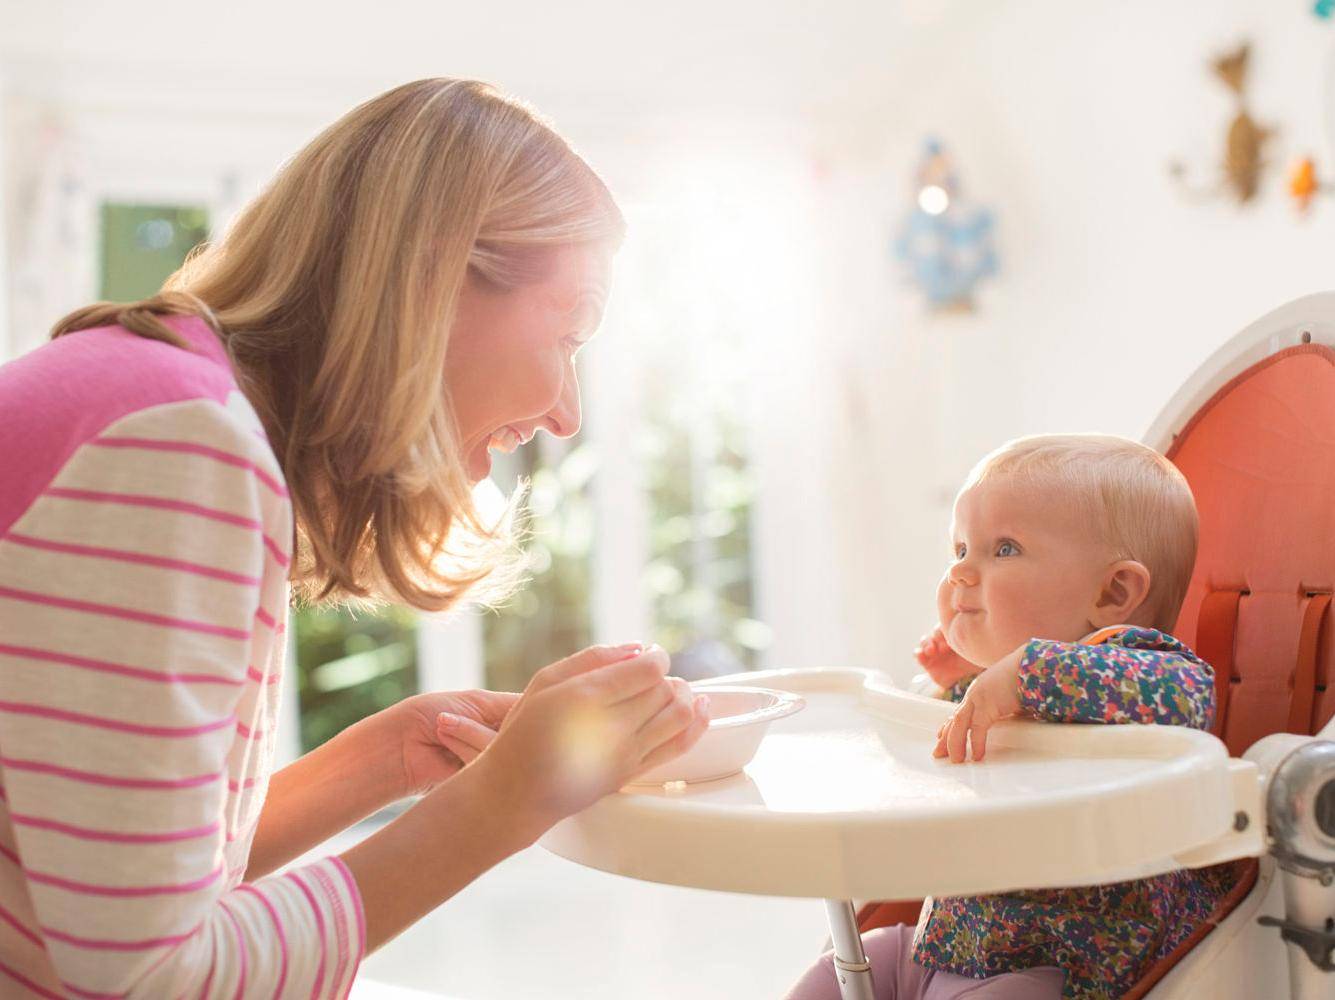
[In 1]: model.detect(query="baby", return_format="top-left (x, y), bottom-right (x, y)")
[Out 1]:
top-left (787, 434), bottom-right (1236, 1000)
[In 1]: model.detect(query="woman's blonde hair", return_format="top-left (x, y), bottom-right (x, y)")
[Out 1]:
top-left (964, 433), bottom-right (1199, 631)
top-left (52, 79), bottom-right (625, 610)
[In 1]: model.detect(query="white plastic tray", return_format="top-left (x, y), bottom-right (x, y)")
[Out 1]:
top-left (541, 668), bottom-right (1263, 899)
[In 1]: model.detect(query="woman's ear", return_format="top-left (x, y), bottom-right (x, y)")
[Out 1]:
top-left (1090, 560), bottom-right (1153, 628)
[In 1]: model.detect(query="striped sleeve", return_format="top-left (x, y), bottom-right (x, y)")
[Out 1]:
top-left (0, 398), bottom-right (364, 998)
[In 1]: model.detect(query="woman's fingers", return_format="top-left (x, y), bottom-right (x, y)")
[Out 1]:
top-left (634, 679), bottom-right (699, 750)
top-left (530, 643), bottom-right (645, 692)
top-left (579, 646), bottom-right (671, 705)
top-left (465, 690), bottom-right (520, 728)
top-left (437, 734), bottom-right (478, 764)
top-left (436, 713), bottom-right (499, 756)
top-left (635, 699), bottom-right (710, 773)
top-left (614, 673), bottom-right (681, 731)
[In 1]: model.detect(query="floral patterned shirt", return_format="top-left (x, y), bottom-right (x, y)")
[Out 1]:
top-left (912, 627), bottom-right (1237, 999)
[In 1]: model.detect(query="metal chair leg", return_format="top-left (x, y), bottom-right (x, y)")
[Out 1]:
top-left (823, 899), bottom-right (875, 1000)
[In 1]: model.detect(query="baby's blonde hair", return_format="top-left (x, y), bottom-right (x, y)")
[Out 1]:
top-left (963, 434), bottom-right (1198, 632)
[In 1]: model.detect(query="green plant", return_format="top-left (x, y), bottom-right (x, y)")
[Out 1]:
top-left (482, 440), bottom-right (595, 692)
top-left (292, 604), bottom-right (420, 751)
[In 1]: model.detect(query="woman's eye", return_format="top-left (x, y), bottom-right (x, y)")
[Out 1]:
top-left (564, 336), bottom-right (586, 357)
top-left (996, 541), bottom-right (1018, 557)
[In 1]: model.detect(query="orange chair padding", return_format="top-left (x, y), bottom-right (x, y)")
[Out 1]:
top-left (1169, 344), bottom-right (1335, 754)
top-left (857, 344), bottom-right (1335, 989)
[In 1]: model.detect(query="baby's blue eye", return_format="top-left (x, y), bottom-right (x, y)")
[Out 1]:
top-left (996, 541), bottom-right (1019, 557)
top-left (954, 543), bottom-right (967, 559)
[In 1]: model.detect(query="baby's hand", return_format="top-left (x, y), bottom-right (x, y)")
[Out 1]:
top-left (933, 647), bottom-right (1023, 763)
top-left (914, 626), bottom-right (980, 690)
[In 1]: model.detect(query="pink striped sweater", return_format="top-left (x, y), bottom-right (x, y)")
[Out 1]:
top-left (0, 317), bottom-right (365, 997)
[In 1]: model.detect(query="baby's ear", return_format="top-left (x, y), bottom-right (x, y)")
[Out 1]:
top-left (1091, 560), bottom-right (1153, 627)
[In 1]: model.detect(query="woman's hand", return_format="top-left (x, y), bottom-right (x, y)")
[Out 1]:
top-left (370, 689), bottom-right (521, 798)
top-left (914, 625), bottom-right (982, 689)
top-left (933, 646), bottom-right (1024, 762)
top-left (471, 642), bottom-right (710, 834)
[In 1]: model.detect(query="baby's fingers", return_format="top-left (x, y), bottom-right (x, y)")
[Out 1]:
top-left (932, 716), bottom-right (954, 758)
top-left (970, 718), bottom-right (990, 762)
top-left (946, 703), bottom-right (974, 763)
top-left (914, 634), bottom-right (931, 665)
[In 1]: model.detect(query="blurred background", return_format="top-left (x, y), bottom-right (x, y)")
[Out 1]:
top-left (3, 1), bottom-right (1334, 995)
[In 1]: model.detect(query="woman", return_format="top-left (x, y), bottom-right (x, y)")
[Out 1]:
top-left (0, 79), bottom-right (709, 997)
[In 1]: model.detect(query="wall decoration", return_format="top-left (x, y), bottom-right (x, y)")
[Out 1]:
top-left (1170, 42), bottom-right (1275, 204)
top-left (1283, 5), bottom-right (1335, 212)
top-left (893, 138), bottom-right (997, 312)
top-left (1287, 156), bottom-right (1325, 212)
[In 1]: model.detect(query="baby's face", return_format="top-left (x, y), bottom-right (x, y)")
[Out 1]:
top-left (937, 475), bottom-right (1112, 667)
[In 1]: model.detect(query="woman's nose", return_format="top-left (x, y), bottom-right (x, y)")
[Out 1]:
top-left (547, 365), bottom-right (582, 439)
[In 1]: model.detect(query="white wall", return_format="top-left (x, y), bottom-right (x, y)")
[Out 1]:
top-left (813, 0), bottom-right (1335, 679)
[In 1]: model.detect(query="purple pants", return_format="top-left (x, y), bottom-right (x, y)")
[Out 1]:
top-left (784, 925), bottom-right (1065, 1000)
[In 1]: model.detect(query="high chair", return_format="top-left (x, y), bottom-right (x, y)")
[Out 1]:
top-left (543, 293), bottom-right (1335, 1000)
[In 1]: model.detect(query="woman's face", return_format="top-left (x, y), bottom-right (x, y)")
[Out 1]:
top-left (446, 244), bottom-right (610, 483)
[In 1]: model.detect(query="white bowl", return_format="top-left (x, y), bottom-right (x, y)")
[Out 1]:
top-left (627, 685), bottom-right (806, 786)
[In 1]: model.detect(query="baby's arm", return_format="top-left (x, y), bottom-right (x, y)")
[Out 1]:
top-left (1018, 637), bottom-right (1215, 731)
top-left (935, 634), bottom-right (1215, 762)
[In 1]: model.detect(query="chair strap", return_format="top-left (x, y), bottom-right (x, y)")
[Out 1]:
top-left (1290, 593), bottom-right (1331, 735)
top-left (1195, 590), bottom-right (1243, 741)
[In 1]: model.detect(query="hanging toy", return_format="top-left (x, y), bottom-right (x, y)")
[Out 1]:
top-left (1284, 155), bottom-right (1335, 213)
top-left (892, 138), bottom-right (997, 312)
top-left (1289, 156), bottom-right (1321, 211)
top-left (1170, 42), bottom-right (1276, 204)
top-left (1289, 3), bottom-right (1335, 210)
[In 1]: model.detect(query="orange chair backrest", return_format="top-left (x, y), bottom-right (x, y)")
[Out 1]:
top-left (1168, 344), bottom-right (1335, 755)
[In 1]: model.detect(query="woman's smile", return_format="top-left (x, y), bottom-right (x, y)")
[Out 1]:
top-left (488, 425), bottom-right (529, 455)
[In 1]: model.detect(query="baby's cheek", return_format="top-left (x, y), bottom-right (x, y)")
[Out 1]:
top-left (989, 604), bottom-right (1040, 658)
top-left (935, 576), bottom-right (953, 624)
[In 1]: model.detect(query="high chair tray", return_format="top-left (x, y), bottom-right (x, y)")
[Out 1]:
top-left (540, 668), bottom-right (1263, 899)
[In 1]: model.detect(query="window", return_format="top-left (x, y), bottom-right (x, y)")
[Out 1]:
top-left (601, 189), bottom-right (780, 678)
top-left (641, 379), bottom-right (764, 675)
top-left (292, 605), bottom-right (420, 751)
top-left (482, 435), bottom-right (595, 692)
top-left (99, 203), bottom-right (208, 301)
